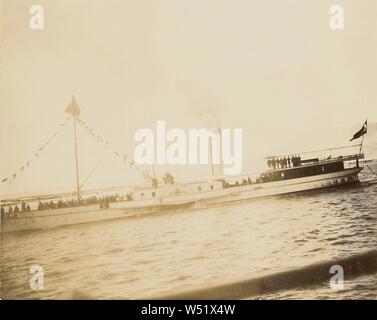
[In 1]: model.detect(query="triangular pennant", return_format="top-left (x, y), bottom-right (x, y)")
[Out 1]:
top-left (65, 96), bottom-right (81, 117)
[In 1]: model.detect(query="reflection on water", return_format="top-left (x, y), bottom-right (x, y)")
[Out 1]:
top-left (2, 161), bottom-right (377, 299)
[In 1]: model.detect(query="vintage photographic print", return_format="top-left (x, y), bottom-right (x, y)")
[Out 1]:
top-left (1, 0), bottom-right (376, 306)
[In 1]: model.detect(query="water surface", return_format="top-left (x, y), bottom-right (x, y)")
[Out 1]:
top-left (2, 161), bottom-right (377, 299)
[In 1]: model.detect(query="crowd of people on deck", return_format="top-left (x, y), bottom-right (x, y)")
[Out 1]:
top-left (150, 172), bottom-right (175, 189)
top-left (1, 159), bottom-right (308, 217)
top-left (0, 193), bottom-right (130, 216)
top-left (1, 201), bottom-right (31, 216)
top-left (221, 155), bottom-right (304, 187)
top-left (36, 194), bottom-right (128, 210)
top-left (267, 155), bottom-right (302, 170)
top-left (223, 177), bottom-right (253, 188)
top-left (222, 156), bottom-right (304, 187)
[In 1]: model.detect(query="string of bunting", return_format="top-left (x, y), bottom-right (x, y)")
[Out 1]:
top-left (75, 118), bottom-right (152, 181)
top-left (1, 117), bottom-right (71, 185)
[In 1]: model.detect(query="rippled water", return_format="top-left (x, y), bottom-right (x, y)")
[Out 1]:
top-left (2, 161), bottom-right (377, 299)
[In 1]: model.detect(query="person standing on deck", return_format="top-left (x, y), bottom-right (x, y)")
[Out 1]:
top-left (279, 158), bottom-right (284, 169)
top-left (283, 157), bottom-right (287, 168)
top-left (292, 156), bottom-right (297, 167)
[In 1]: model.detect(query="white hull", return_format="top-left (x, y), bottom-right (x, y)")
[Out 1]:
top-left (206, 167), bottom-right (362, 205)
top-left (1, 168), bottom-right (361, 233)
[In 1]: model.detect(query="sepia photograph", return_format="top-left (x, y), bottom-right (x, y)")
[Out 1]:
top-left (1, 0), bottom-right (376, 308)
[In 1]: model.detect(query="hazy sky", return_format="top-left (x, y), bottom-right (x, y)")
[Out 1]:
top-left (1, 0), bottom-right (376, 196)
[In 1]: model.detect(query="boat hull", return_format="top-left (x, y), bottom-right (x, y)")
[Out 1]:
top-left (205, 167), bottom-right (362, 205)
top-left (1, 168), bottom-right (362, 233)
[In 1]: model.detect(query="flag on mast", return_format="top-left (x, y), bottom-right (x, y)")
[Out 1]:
top-left (65, 96), bottom-right (81, 117)
top-left (350, 120), bottom-right (367, 141)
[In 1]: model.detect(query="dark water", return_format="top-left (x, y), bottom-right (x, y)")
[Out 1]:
top-left (1, 161), bottom-right (377, 300)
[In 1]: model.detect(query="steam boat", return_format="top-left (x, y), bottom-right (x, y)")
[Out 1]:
top-left (0, 100), bottom-right (368, 233)
top-left (1, 151), bottom-right (365, 233)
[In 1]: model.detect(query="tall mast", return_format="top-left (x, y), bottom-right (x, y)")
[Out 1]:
top-left (65, 96), bottom-right (81, 202)
top-left (73, 114), bottom-right (80, 202)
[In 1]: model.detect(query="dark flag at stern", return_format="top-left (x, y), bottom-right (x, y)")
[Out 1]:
top-left (350, 120), bottom-right (367, 141)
